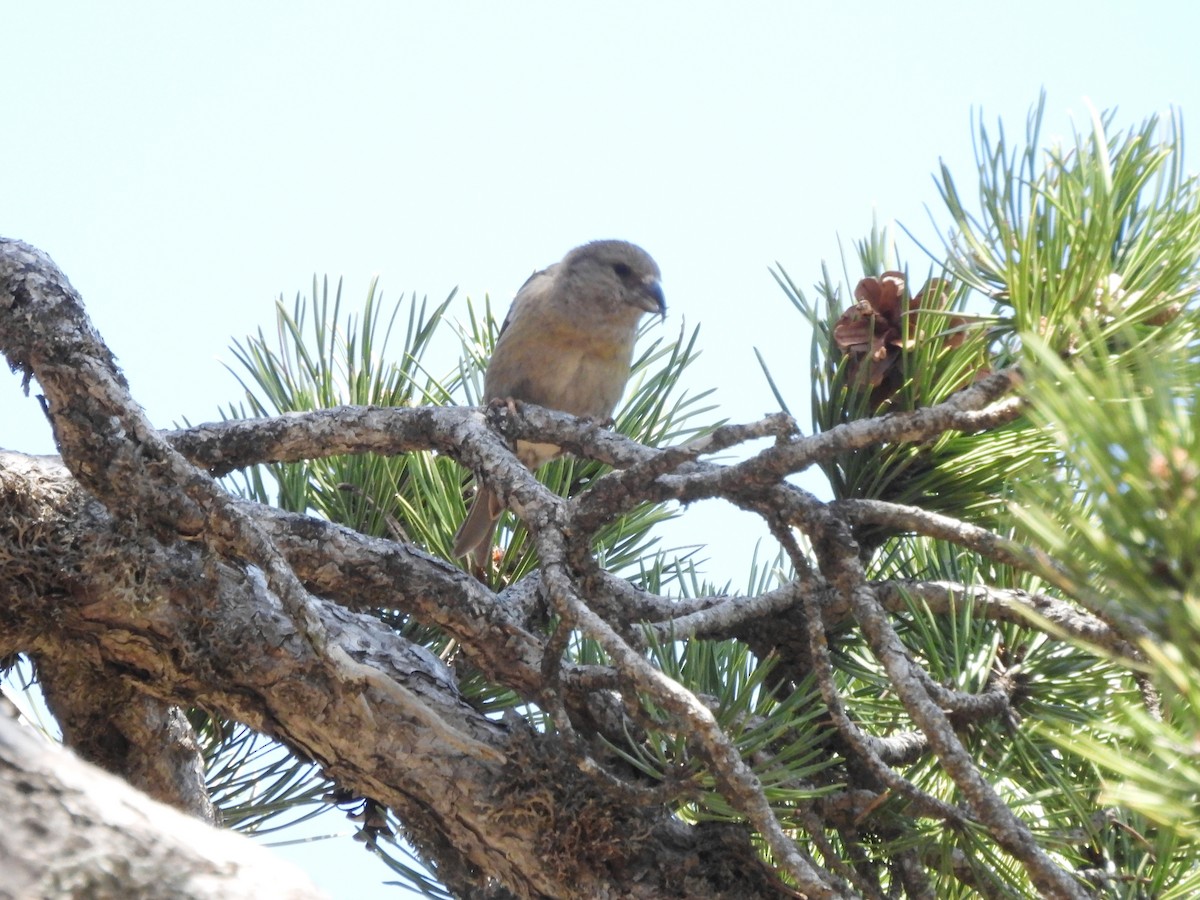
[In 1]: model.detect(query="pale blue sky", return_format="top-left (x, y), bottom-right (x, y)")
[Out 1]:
top-left (3, 3), bottom-right (1198, 896)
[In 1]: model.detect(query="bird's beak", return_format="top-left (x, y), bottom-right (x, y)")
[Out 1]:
top-left (635, 277), bottom-right (666, 320)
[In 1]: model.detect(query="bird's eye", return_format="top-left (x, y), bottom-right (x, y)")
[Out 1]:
top-left (612, 262), bottom-right (633, 279)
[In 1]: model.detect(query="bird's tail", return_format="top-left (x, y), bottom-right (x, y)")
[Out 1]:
top-left (452, 486), bottom-right (502, 567)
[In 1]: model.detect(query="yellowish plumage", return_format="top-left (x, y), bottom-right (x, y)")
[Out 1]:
top-left (453, 240), bottom-right (665, 565)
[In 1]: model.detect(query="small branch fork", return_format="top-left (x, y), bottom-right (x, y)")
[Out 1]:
top-left (0, 238), bottom-right (1118, 897)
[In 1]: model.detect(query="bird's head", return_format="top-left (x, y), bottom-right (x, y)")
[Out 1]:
top-left (563, 240), bottom-right (666, 322)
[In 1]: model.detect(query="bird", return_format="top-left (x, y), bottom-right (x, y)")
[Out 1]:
top-left (453, 239), bottom-right (666, 565)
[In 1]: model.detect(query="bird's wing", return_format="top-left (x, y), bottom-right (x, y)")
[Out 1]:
top-left (498, 263), bottom-right (558, 336)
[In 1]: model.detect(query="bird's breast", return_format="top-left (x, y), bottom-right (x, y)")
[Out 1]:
top-left (487, 319), bottom-right (636, 419)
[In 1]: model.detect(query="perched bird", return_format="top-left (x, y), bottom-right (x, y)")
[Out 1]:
top-left (453, 240), bottom-right (666, 564)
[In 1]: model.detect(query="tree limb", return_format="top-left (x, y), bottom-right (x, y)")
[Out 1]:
top-left (0, 700), bottom-right (325, 900)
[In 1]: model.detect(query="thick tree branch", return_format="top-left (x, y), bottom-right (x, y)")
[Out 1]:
top-left (2, 448), bottom-right (799, 897)
top-left (37, 663), bottom-right (216, 822)
top-left (1, 240), bottom-right (814, 897)
top-left (0, 702), bottom-right (324, 899)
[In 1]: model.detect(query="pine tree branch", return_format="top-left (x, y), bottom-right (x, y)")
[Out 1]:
top-left (3, 234), bottom-right (1140, 897)
top-left (873, 580), bottom-right (1142, 661)
top-left (835, 499), bottom-right (1155, 645)
top-left (533, 527), bottom-right (850, 898)
top-left (0, 239), bottom-right (816, 898)
top-left (771, 516), bottom-right (969, 830)
top-left (807, 510), bottom-right (1091, 899)
top-left (0, 703), bottom-right (324, 899)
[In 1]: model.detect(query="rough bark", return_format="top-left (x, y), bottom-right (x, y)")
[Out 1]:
top-left (0, 240), bottom-right (811, 897)
top-left (0, 698), bottom-right (323, 900)
top-left (0, 449), bottom-right (794, 897)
